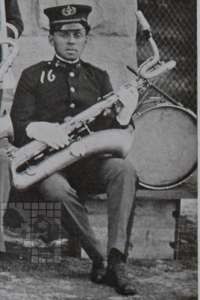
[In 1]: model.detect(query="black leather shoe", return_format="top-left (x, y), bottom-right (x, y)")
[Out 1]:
top-left (89, 260), bottom-right (106, 284)
top-left (105, 261), bottom-right (137, 295)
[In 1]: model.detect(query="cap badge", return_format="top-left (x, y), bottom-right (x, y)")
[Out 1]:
top-left (62, 6), bottom-right (76, 17)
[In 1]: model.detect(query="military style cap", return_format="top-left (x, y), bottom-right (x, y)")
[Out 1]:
top-left (44, 5), bottom-right (92, 30)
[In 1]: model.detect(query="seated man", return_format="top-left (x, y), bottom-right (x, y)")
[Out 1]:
top-left (0, 0), bottom-right (23, 254)
top-left (9, 4), bottom-right (138, 296)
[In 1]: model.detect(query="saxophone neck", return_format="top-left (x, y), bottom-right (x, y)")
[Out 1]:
top-left (136, 11), bottom-right (176, 79)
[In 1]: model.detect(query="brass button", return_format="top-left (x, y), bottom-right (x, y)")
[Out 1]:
top-left (70, 87), bottom-right (75, 92)
top-left (70, 103), bottom-right (75, 109)
top-left (69, 72), bottom-right (75, 77)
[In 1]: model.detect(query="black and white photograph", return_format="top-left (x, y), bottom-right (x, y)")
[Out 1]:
top-left (0, 1), bottom-right (197, 299)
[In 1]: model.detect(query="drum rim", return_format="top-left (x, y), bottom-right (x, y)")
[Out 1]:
top-left (132, 102), bottom-right (197, 120)
top-left (138, 164), bottom-right (197, 190)
top-left (131, 103), bottom-right (197, 190)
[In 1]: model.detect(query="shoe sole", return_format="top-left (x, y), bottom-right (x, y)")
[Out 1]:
top-left (105, 277), bottom-right (137, 295)
top-left (116, 287), bottom-right (137, 295)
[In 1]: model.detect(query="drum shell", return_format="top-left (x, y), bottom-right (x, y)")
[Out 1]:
top-left (126, 102), bottom-right (197, 189)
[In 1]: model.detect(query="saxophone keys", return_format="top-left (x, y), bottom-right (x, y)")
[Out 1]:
top-left (64, 116), bottom-right (73, 123)
top-left (25, 166), bottom-right (36, 176)
top-left (34, 153), bottom-right (45, 160)
top-left (70, 140), bottom-right (87, 157)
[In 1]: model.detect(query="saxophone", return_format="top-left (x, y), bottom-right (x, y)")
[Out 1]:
top-left (2, 11), bottom-right (176, 190)
top-left (10, 126), bottom-right (135, 190)
top-left (9, 83), bottom-right (138, 190)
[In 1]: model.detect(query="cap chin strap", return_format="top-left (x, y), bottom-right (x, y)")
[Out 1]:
top-left (56, 54), bottom-right (79, 64)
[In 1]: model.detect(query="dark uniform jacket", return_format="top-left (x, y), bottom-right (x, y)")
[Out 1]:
top-left (11, 56), bottom-right (122, 147)
top-left (6, 0), bottom-right (24, 38)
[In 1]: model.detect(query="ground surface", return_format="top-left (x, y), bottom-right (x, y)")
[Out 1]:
top-left (0, 199), bottom-right (197, 300)
top-left (0, 256), bottom-right (197, 300)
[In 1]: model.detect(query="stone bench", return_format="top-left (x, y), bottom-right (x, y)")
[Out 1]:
top-left (83, 171), bottom-right (197, 260)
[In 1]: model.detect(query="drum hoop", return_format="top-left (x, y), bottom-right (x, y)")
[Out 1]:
top-left (132, 103), bottom-right (197, 121)
top-left (132, 103), bottom-right (197, 190)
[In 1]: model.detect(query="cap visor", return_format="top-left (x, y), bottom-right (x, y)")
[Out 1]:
top-left (59, 23), bottom-right (85, 30)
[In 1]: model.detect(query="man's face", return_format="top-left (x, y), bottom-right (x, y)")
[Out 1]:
top-left (49, 28), bottom-right (87, 61)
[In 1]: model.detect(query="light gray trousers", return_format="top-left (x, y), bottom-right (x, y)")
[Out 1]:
top-left (38, 157), bottom-right (137, 260)
top-left (0, 140), bottom-right (137, 259)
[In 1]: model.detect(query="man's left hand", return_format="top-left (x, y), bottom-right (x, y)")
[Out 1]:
top-left (116, 86), bottom-right (138, 126)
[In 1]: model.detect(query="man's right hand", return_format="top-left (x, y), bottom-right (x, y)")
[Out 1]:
top-left (26, 122), bottom-right (70, 150)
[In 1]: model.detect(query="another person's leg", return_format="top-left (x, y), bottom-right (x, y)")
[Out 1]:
top-left (0, 90), bottom-right (3, 112)
top-left (0, 140), bottom-right (12, 253)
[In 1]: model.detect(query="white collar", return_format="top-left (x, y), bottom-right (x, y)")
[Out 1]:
top-left (56, 54), bottom-right (79, 64)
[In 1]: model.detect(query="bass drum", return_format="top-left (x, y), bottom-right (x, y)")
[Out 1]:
top-left (126, 102), bottom-right (197, 189)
